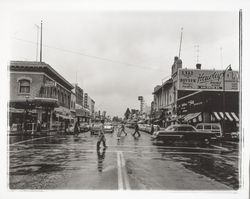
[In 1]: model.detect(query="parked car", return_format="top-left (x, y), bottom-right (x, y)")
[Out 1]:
top-left (196, 123), bottom-right (222, 138)
top-left (151, 124), bottom-right (217, 144)
top-left (103, 123), bottom-right (114, 133)
top-left (223, 131), bottom-right (239, 142)
top-left (90, 123), bottom-right (102, 135)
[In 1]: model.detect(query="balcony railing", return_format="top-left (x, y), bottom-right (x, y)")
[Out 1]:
top-left (36, 93), bottom-right (58, 100)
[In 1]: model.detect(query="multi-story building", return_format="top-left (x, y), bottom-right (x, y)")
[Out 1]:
top-left (9, 61), bottom-right (74, 132)
top-left (73, 84), bottom-right (83, 107)
top-left (90, 98), bottom-right (95, 119)
top-left (73, 84), bottom-right (88, 123)
top-left (83, 93), bottom-right (89, 109)
top-left (83, 93), bottom-right (96, 121)
top-left (152, 56), bottom-right (239, 132)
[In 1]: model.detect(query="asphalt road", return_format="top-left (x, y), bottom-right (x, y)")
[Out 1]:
top-left (8, 128), bottom-right (240, 190)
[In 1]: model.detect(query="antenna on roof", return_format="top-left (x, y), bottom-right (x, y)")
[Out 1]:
top-left (194, 44), bottom-right (200, 63)
top-left (178, 27), bottom-right (183, 59)
top-left (40, 20), bottom-right (43, 62)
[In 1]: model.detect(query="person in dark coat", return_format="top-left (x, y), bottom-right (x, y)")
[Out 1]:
top-left (74, 121), bottom-right (80, 136)
top-left (150, 124), bottom-right (154, 135)
top-left (132, 122), bottom-right (141, 137)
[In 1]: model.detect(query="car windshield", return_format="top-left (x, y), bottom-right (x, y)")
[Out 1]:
top-left (177, 126), bottom-right (197, 132)
top-left (166, 125), bottom-right (197, 132)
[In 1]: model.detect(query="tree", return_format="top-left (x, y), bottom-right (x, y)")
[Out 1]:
top-left (112, 116), bottom-right (119, 122)
top-left (124, 108), bottom-right (131, 119)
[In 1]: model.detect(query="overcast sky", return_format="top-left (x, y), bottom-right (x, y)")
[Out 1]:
top-left (10, 11), bottom-right (239, 117)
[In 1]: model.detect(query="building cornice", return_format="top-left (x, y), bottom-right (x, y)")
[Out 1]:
top-left (9, 61), bottom-right (74, 90)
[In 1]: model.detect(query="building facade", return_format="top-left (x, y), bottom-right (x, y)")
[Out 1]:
top-left (9, 61), bottom-right (74, 133)
top-left (152, 57), bottom-right (240, 133)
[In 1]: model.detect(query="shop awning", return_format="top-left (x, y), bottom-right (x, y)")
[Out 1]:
top-left (212, 112), bottom-right (239, 122)
top-left (56, 113), bottom-right (72, 120)
top-left (153, 119), bottom-right (162, 123)
top-left (76, 109), bottom-right (85, 117)
top-left (183, 112), bottom-right (201, 122)
top-left (76, 109), bottom-right (90, 118)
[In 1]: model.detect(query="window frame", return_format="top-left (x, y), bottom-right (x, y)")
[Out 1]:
top-left (18, 79), bottom-right (31, 94)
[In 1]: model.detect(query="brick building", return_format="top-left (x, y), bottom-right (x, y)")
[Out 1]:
top-left (8, 61), bottom-right (74, 133)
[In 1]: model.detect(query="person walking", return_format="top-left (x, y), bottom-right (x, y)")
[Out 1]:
top-left (132, 122), bottom-right (141, 137)
top-left (120, 123), bottom-right (127, 136)
top-left (74, 120), bottom-right (80, 137)
top-left (150, 124), bottom-right (154, 135)
top-left (97, 120), bottom-right (107, 150)
top-left (36, 119), bottom-right (41, 134)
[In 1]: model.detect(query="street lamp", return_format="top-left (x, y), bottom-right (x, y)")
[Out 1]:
top-left (222, 64), bottom-right (232, 134)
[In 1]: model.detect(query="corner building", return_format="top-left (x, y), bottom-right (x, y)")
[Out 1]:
top-left (8, 61), bottom-right (74, 133)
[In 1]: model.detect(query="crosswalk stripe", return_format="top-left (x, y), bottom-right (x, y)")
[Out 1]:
top-left (117, 151), bottom-right (123, 190)
top-left (9, 136), bottom-right (54, 146)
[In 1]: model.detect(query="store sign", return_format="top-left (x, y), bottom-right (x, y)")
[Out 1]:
top-left (178, 69), bottom-right (239, 91)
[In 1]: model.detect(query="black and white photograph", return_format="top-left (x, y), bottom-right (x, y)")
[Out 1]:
top-left (0, 1), bottom-right (249, 199)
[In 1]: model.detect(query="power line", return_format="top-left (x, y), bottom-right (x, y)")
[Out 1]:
top-left (12, 37), bottom-right (167, 72)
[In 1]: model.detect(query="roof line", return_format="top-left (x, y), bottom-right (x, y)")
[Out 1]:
top-left (9, 61), bottom-right (74, 89)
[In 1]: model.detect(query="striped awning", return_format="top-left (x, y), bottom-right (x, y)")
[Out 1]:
top-left (183, 112), bottom-right (202, 122)
top-left (212, 112), bottom-right (239, 122)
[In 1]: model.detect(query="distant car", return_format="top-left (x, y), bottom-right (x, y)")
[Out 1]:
top-left (66, 124), bottom-right (74, 134)
top-left (80, 123), bottom-right (90, 132)
top-left (90, 123), bottom-right (102, 135)
top-left (196, 123), bottom-right (222, 138)
top-left (151, 124), bottom-right (217, 144)
top-left (104, 123), bottom-right (114, 133)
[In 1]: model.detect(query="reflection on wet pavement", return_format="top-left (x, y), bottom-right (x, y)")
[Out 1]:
top-left (8, 129), bottom-right (240, 190)
top-left (97, 148), bottom-right (106, 172)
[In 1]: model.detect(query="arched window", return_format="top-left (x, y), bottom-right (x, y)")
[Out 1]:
top-left (19, 79), bottom-right (30, 93)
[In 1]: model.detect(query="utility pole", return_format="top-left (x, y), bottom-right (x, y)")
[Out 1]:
top-left (178, 27), bottom-right (183, 59)
top-left (35, 24), bottom-right (39, 61)
top-left (40, 20), bottom-right (43, 62)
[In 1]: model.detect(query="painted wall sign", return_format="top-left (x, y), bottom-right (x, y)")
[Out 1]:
top-left (178, 69), bottom-right (239, 91)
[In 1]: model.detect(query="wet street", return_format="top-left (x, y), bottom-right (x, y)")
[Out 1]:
top-left (8, 128), bottom-right (239, 190)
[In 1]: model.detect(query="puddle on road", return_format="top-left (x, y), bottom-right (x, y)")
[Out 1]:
top-left (158, 152), bottom-right (239, 190)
